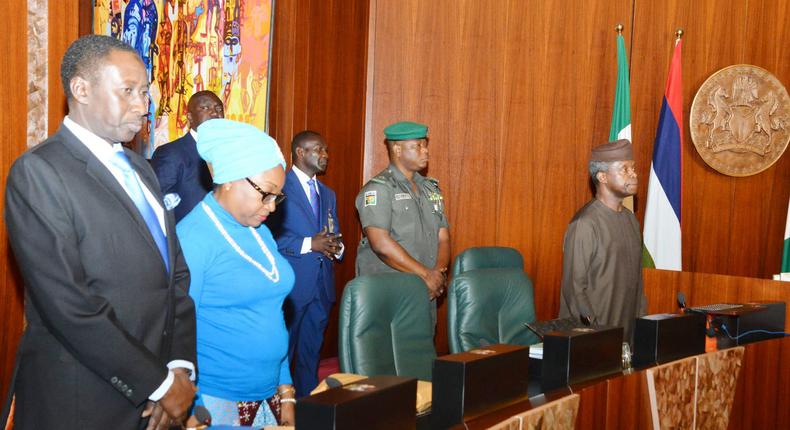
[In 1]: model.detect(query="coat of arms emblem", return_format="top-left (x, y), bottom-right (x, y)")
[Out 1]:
top-left (690, 65), bottom-right (789, 176)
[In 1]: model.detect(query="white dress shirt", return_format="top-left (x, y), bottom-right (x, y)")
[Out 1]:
top-left (292, 166), bottom-right (343, 257)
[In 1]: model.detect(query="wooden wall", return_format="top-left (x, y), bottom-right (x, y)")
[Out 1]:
top-left (2, 0), bottom-right (789, 399)
top-left (365, 0), bottom-right (790, 331)
top-left (631, 0), bottom-right (790, 277)
top-left (0, 0), bottom-right (29, 408)
top-left (643, 268), bottom-right (790, 332)
top-left (269, 0), bottom-right (369, 357)
top-left (0, 0), bottom-right (84, 405)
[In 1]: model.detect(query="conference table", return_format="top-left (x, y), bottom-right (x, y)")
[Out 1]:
top-left (449, 335), bottom-right (790, 429)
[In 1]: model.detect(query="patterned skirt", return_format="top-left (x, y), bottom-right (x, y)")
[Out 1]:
top-left (198, 392), bottom-right (282, 427)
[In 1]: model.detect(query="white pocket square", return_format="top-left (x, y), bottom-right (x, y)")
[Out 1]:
top-left (163, 193), bottom-right (181, 210)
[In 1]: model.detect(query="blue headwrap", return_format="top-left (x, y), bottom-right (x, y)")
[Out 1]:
top-left (196, 119), bottom-right (286, 184)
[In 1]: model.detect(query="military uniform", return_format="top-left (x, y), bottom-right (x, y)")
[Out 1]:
top-left (355, 164), bottom-right (449, 275)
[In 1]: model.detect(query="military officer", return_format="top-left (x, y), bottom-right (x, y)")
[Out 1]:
top-left (355, 121), bottom-right (450, 299)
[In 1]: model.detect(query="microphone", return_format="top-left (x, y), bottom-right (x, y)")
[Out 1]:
top-left (325, 376), bottom-right (343, 389)
top-left (183, 405), bottom-right (212, 430)
top-left (194, 405), bottom-right (211, 426)
top-left (677, 292), bottom-right (687, 310)
top-left (577, 302), bottom-right (596, 326)
top-left (677, 292), bottom-right (708, 316)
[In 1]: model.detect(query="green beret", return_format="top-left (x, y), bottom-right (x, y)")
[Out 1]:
top-left (384, 121), bottom-right (428, 141)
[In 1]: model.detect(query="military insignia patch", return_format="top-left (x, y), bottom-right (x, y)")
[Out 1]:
top-left (364, 191), bottom-right (377, 207)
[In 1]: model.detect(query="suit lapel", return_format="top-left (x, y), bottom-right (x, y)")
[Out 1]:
top-left (59, 127), bottom-right (168, 275)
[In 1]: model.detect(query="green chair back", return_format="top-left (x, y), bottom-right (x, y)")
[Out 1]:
top-left (339, 273), bottom-right (436, 381)
top-left (447, 268), bottom-right (540, 353)
top-left (451, 246), bottom-right (524, 278)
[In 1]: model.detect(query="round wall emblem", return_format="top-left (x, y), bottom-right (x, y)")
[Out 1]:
top-left (690, 65), bottom-right (790, 176)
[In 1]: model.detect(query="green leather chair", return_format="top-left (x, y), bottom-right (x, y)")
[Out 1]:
top-left (447, 268), bottom-right (540, 353)
top-left (451, 246), bottom-right (524, 277)
top-left (339, 273), bottom-right (437, 381)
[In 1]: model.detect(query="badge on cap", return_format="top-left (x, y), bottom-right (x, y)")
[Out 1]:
top-left (364, 191), bottom-right (377, 207)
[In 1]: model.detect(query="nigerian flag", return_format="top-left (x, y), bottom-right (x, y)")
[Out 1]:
top-left (609, 33), bottom-right (631, 143)
top-left (783, 197), bottom-right (790, 273)
top-left (610, 31), bottom-right (633, 211)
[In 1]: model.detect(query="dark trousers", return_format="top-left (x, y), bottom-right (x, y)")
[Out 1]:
top-left (286, 275), bottom-right (333, 398)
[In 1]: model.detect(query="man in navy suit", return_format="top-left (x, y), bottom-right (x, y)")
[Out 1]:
top-left (269, 130), bottom-right (343, 397)
top-left (151, 91), bottom-right (224, 222)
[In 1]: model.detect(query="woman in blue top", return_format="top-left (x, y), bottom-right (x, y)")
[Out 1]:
top-left (177, 119), bottom-right (296, 427)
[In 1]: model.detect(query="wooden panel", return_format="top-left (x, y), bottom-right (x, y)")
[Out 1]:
top-left (269, 0), bottom-right (369, 358)
top-left (631, 0), bottom-right (790, 278)
top-left (47, 0), bottom-right (80, 134)
top-left (642, 268), bottom-right (790, 332)
top-left (461, 337), bottom-right (790, 430)
top-left (365, 0), bottom-right (632, 349)
top-left (0, 0), bottom-right (28, 405)
top-left (0, 0), bottom-right (87, 402)
top-left (366, 0), bottom-right (790, 347)
top-left (729, 335), bottom-right (790, 429)
top-left (497, 0), bottom-right (633, 322)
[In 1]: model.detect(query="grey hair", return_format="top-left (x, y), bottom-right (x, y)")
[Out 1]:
top-left (588, 160), bottom-right (612, 186)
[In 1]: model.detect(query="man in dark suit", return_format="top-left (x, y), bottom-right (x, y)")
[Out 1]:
top-left (3, 35), bottom-right (196, 430)
top-left (269, 131), bottom-right (343, 397)
top-left (151, 90), bottom-right (224, 222)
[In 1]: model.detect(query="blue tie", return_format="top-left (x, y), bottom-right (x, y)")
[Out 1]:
top-left (307, 178), bottom-right (320, 222)
top-left (110, 151), bottom-right (170, 273)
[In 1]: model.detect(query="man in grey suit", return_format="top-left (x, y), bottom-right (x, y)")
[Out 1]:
top-left (4, 35), bottom-right (196, 429)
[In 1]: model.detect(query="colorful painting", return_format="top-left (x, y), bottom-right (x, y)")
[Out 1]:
top-left (93, 0), bottom-right (274, 156)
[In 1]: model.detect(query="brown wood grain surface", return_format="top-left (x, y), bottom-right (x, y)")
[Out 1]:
top-left (269, 0), bottom-right (370, 358)
top-left (365, 0), bottom-right (790, 353)
top-left (0, 0), bottom-right (86, 407)
top-left (2, 0), bottom-right (790, 407)
top-left (460, 336), bottom-right (790, 430)
top-left (643, 268), bottom-right (790, 332)
top-left (0, 0), bottom-right (28, 409)
top-left (631, 0), bottom-right (790, 279)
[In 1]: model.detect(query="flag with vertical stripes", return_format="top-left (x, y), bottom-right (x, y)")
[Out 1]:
top-left (643, 38), bottom-right (683, 270)
top-left (610, 30), bottom-right (633, 211)
top-left (782, 197), bottom-right (790, 273)
top-left (609, 32), bottom-right (632, 143)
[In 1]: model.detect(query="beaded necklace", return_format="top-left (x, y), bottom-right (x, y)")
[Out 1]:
top-left (201, 202), bottom-right (280, 282)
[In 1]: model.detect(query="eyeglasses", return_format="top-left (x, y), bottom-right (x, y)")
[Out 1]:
top-left (245, 178), bottom-right (286, 205)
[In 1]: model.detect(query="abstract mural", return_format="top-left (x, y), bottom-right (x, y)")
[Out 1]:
top-left (93, 0), bottom-right (274, 156)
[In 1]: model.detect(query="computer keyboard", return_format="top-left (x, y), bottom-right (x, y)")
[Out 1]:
top-left (688, 303), bottom-right (742, 312)
top-left (525, 317), bottom-right (587, 339)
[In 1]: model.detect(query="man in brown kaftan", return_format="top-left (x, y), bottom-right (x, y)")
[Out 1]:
top-left (558, 139), bottom-right (647, 343)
